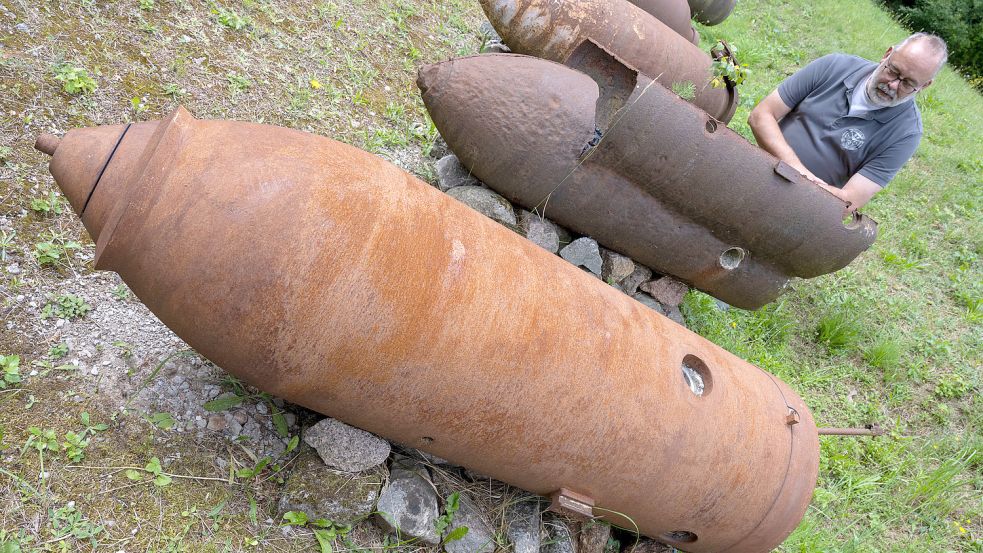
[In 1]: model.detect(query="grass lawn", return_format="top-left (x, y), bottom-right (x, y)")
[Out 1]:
top-left (0, 0), bottom-right (979, 551)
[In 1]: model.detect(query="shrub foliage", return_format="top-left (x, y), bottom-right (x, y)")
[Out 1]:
top-left (881, 0), bottom-right (983, 87)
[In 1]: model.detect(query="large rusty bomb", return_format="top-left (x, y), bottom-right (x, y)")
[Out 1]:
top-left (37, 107), bottom-right (818, 553)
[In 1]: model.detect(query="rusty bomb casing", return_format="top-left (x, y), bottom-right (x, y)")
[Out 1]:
top-left (627, 0), bottom-right (700, 45)
top-left (418, 54), bottom-right (878, 310)
top-left (480, 0), bottom-right (738, 123)
top-left (688, 0), bottom-right (738, 25)
top-left (37, 107), bottom-right (819, 553)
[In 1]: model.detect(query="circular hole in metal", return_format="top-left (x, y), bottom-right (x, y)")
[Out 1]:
top-left (718, 246), bottom-right (745, 270)
top-left (842, 210), bottom-right (861, 229)
top-left (681, 354), bottom-right (712, 397)
top-left (421, 436), bottom-right (434, 445)
top-left (705, 119), bottom-right (718, 133)
top-left (661, 530), bottom-right (698, 543)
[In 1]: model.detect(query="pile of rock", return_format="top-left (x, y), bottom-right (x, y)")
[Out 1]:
top-left (278, 416), bottom-right (675, 552)
top-left (436, 152), bottom-right (692, 324)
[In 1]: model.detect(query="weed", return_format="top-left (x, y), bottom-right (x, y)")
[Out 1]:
top-left (32, 232), bottom-right (81, 268)
top-left (62, 412), bottom-right (108, 462)
top-left (435, 491), bottom-right (468, 543)
top-left (935, 372), bottom-right (971, 399)
top-left (112, 340), bottom-right (134, 358)
top-left (162, 82), bottom-right (186, 99)
top-left (22, 426), bottom-right (59, 477)
top-left (671, 81), bottom-right (696, 99)
top-left (214, 6), bottom-right (250, 30)
top-left (48, 342), bottom-right (69, 359)
top-left (710, 41), bottom-right (751, 88)
top-left (0, 145), bottom-right (12, 164)
top-left (146, 412), bottom-right (176, 430)
top-left (111, 284), bottom-right (131, 300)
top-left (130, 96), bottom-right (149, 115)
top-left (29, 192), bottom-right (64, 215)
top-left (53, 63), bottom-right (98, 95)
top-left (863, 338), bottom-right (902, 370)
top-left (815, 311), bottom-right (862, 352)
top-left (1, 354), bottom-right (21, 389)
top-left (125, 456), bottom-right (172, 487)
top-left (41, 293), bottom-right (91, 320)
top-left (48, 503), bottom-right (104, 543)
top-left (282, 511), bottom-right (358, 553)
top-left (139, 0), bottom-right (154, 10)
top-left (226, 72), bottom-right (252, 95)
top-left (0, 230), bottom-right (15, 261)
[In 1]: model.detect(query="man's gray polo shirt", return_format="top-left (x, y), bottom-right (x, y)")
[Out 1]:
top-left (777, 53), bottom-right (922, 188)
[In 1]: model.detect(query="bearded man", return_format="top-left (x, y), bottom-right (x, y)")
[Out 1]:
top-left (748, 33), bottom-right (948, 212)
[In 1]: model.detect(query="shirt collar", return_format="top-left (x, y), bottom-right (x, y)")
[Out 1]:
top-left (843, 61), bottom-right (915, 123)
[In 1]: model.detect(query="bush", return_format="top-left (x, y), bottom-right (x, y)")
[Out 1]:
top-left (880, 0), bottom-right (983, 87)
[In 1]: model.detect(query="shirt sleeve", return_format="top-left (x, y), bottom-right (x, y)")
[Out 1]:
top-left (857, 132), bottom-right (921, 187)
top-left (777, 54), bottom-right (841, 109)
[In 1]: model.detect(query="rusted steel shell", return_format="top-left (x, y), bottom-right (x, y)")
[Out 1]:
top-left (418, 54), bottom-right (878, 310)
top-left (689, 0), bottom-right (738, 25)
top-left (39, 107), bottom-right (818, 553)
top-left (628, 0), bottom-right (700, 45)
top-left (480, 0), bottom-right (738, 123)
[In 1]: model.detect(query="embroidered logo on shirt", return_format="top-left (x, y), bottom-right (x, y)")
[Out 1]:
top-left (840, 128), bottom-right (865, 151)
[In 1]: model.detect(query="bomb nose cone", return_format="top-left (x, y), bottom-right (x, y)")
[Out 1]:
top-left (35, 134), bottom-right (61, 156)
top-left (39, 124), bottom-right (128, 217)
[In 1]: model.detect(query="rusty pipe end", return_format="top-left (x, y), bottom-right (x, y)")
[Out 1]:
top-left (35, 133), bottom-right (61, 156)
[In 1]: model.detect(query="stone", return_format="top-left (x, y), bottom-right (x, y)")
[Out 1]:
top-left (578, 520), bottom-right (611, 553)
top-left (436, 154), bottom-right (480, 192)
top-left (278, 449), bottom-right (384, 524)
top-left (518, 209), bottom-right (560, 253)
top-left (560, 237), bottom-right (602, 276)
top-left (639, 276), bottom-right (688, 307)
top-left (375, 457), bottom-right (440, 544)
top-left (14, 22), bottom-right (28, 33)
top-left (541, 514), bottom-right (577, 553)
top-left (632, 293), bottom-right (665, 315)
top-left (665, 305), bottom-right (686, 326)
top-left (443, 495), bottom-right (496, 553)
top-left (626, 538), bottom-right (676, 553)
top-left (618, 264), bottom-right (653, 296)
top-left (447, 186), bottom-right (516, 227)
top-left (304, 417), bottom-right (390, 472)
top-left (206, 414), bottom-right (227, 431)
top-left (505, 499), bottom-right (541, 553)
top-left (601, 249), bottom-right (634, 284)
top-left (714, 298), bottom-right (731, 311)
top-left (429, 136), bottom-right (450, 160)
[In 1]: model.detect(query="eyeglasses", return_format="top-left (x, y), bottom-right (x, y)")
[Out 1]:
top-left (881, 58), bottom-right (922, 93)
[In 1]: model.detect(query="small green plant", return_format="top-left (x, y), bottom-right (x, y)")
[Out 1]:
top-left (815, 311), bottom-right (862, 352)
top-left (935, 372), bottom-right (971, 399)
top-left (48, 503), bottom-right (104, 542)
top-left (53, 63), bottom-right (98, 95)
top-left (214, 6), bottom-right (250, 30)
top-left (62, 412), bottom-right (109, 462)
top-left (32, 232), bottom-right (81, 267)
top-left (112, 340), bottom-right (134, 358)
top-left (130, 96), bottom-right (148, 115)
top-left (0, 145), bottom-right (12, 164)
top-left (146, 412), bottom-right (176, 430)
top-left (282, 511), bottom-right (356, 553)
top-left (112, 284), bottom-right (131, 300)
top-left (48, 343), bottom-right (69, 359)
top-left (235, 456), bottom-right (271, 479)
top-left (863, 338), bottom-right (902, 370)
top-left (22, 427), bottom-right (60, 476)
top-left (125, 456), bottom-right (172, 486)
top-left (226, 72), bottom-right (252, 95)
top-left (435, 492), bottom-right (468, 543)
top-left (139, 0), bottom-right (154, 10)
top-left (30, 191), bottom-right (64, 215)
top-left (671, 81), bottom-right (696, 100)
top-left (710, 41), bottom-right (750, 88)
top-left (0, 230), bottom-right (15, 261)
top-left (41, 293), bottom-right (92, 320)
top-left (1, 355), bottom-right (21, 389)
top-left (162, 82), bottom-right (186, 99)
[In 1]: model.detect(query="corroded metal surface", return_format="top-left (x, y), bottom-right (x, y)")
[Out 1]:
top-left (688, 0), bottom-right (737, 25)
top-left (418, 54), bottom-right (878, 310)
top-left (627, 0), bottom-right (699, 44)
top-left (40, 107), bottom-right (818, 553)
top-left (480, 0), bottom-right (738, 123)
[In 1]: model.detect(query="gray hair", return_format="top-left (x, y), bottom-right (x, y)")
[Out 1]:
top-left (896, 32), bottom-right (948, 75)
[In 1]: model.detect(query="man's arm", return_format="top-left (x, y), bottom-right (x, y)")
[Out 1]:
top-left (828, 173), bottom-right (881, 212)
top-left (748, 90), bottom-right (824, 183)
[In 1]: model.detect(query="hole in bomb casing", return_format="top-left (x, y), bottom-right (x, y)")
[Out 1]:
top-left (681, 354), bottom-right (712, 397)
top-left (661, 530), bottom-right (698, 543)
top-left (718, 246), bottom-right (745, 270)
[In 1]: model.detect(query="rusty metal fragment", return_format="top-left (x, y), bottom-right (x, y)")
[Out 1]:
top-left (480, 0), bottom-right (738, 123)
top-left (39, 107), bottom-right (818, 553)
top-left (688, 0), bottom-right (738, 25)
top-left (627, 0), bottom-right (700, 45)
top-left (418, 54), bottom-right (878, 310)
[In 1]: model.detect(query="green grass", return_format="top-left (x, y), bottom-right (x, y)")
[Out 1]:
top-left (686, 1), bottom-right (982, 550)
